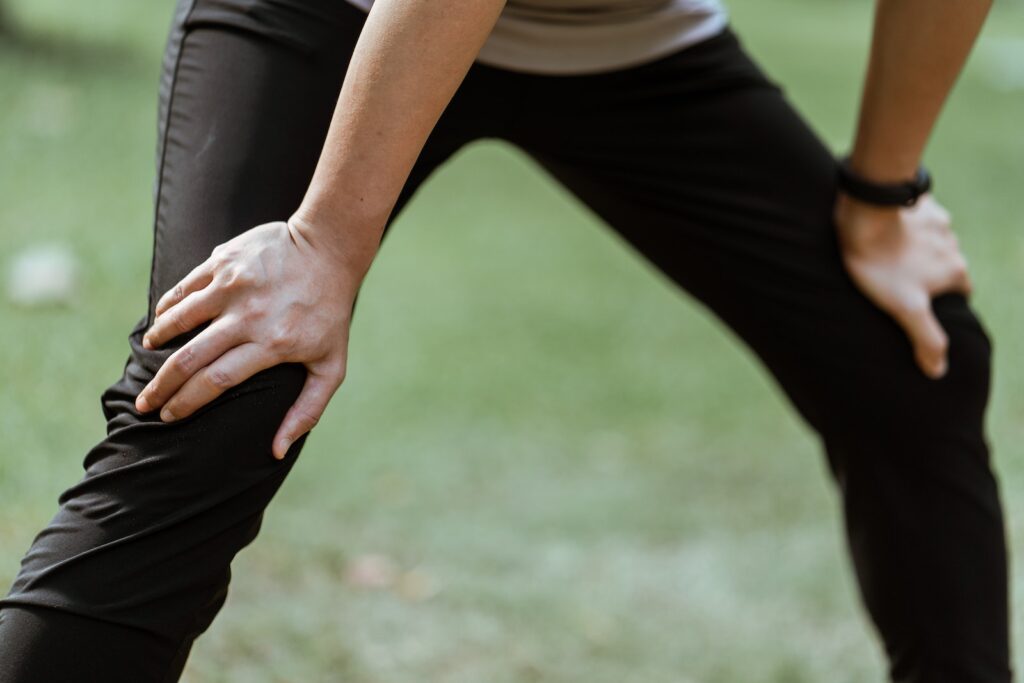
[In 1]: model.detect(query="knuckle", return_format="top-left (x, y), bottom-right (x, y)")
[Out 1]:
top-left (145, 379), bottom-right (164, 402)
top-left (326, 360), bottom-right (348, 385)
top-left (235, 269), bottom-right (257, 288)
top-left (210, 253), bottom-right (229, 271)
top-left (241, 297), bottom-right (267, 321)
top-left (221, 266), bottom-right (256, 290)
top-left (205, 367), bottom-right (234, 390)
top-left (173, 346), bottom-right (197, 373)
top-left (266, 328), bottom-right (294, 355)
top-left (293, 409), bottom-right (320, 431)
top-left (172, 311), bottom-right (191, 334)
top-left (218, 268), bottom-right (241, 290)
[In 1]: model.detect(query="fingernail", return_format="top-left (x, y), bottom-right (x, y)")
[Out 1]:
top-left (136, 395), bottom-right (151, 412)
top-left (161, 407), bottom-right (176, 422)
top-left (275, 438), bottom-right (291, 459)
top-left (933, 359), bottom-right (948, 379)
top-left (142, 336), bottom-right (153, 350)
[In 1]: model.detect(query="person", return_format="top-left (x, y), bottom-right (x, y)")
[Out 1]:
top-left (0, 0), bottom-right (1011, 680)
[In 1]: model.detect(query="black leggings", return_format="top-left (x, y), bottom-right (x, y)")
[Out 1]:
top-left (0, 1), bottom-right (1012, 681)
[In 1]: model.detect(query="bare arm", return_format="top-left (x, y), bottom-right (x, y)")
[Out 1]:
top-left (836, 0), bottom-right (993, 378)
top-left (850, 0), bottom-right (992, 180)
top-left (291, 0), bottom-right (508, 286)
top-left (137, 0), bottom-right (506, 458)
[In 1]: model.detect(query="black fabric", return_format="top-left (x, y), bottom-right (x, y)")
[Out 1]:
top-left (0, 1), bottom-right (1012, 681)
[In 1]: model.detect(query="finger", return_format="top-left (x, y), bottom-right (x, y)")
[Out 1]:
top-left (950, 254), bottom-right (972, 296)
top-left (960, 268), bottom-right (974, 296)
top-left (895, 297), bottom-right (949, 379)
top-left (931, 253), bottom-right (972, 299)
top-left (947, 266), bottom-right (972, 297)
top-left (272, 368), bottom-right (343, 459)
top-left (154, 260), bottom-right (216, 318)
top-left (158, 342), bottom-right (276, 422)
top-left (136, 317), bottom-right (243, 413)
top-left (144, 286), bottom-right (224, 350)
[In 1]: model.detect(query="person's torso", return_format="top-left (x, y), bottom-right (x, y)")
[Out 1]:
top-left (344, 0), bottom-right (729, 75)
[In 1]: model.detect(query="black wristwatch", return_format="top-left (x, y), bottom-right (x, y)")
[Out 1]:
top-left (835, 156), bottom-right (932, 207)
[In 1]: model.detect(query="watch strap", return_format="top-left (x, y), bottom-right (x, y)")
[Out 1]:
top-left (836, 157), bottom-right (932, 207)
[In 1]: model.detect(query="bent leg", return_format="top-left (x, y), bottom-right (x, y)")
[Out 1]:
top-left (512, 27), bottom-right (1012, 682)
top-left (0, 1), bottom-right (476, 680)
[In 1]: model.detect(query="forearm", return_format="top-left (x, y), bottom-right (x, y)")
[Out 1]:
top-left (290, 0), bottom-right (506, 283)
top-left (849, 0), bottom-right (992, 181)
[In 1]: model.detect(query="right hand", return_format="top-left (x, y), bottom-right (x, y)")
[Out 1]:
top-left (134, 217), bottom-right (361, 459)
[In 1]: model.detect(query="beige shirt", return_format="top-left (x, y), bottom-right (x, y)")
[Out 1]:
top-left (344, 0), bottom-right (729, 75)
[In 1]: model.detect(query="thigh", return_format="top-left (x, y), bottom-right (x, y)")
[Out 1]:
top-left (0, 0), bottom-right (480, 678)
top-left (148, 0), bottom-right (362, 331)
top-left (510, 27), bottom-right (1010, 680)
top-left (511, 26), bottom-right (993, 440)
top-left (2, 0), bottom-right (367, 654)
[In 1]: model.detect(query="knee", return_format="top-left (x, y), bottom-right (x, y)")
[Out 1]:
top-left (930, 292), bottom-right (993, 420)
top-left (4, 355), bottom-right (311, 646)
top-left (94, 357), bottom-right (309, 477)
top-left (790, 293), bottom-right (993, 460)
top-left (878, 292), bottom-right (993, 435)
top-left (804, 293), bottom-right (994, 492)
top-left (97, 314), bottom-right (309, 466)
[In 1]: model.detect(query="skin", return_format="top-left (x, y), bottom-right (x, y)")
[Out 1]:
top-left (134, 0), bottom-right (993, 459)
top-left (838, 0), bottom-right (992, 379)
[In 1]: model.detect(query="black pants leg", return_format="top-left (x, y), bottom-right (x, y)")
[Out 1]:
top-left (0, 6), bottom-right (1012, 683)
top-left (0, 1), bottom-right (481, 680)
top-left (501, 27), bottom-right (1012, 683)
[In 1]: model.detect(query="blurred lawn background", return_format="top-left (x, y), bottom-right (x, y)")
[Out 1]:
top-left (1, 1), bottom-right (1023, 681)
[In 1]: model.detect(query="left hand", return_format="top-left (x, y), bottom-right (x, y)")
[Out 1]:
top-left (834, 191), bottom-right (972, 379)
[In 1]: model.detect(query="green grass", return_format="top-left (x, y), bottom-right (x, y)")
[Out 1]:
top-left (2, 1), bottom-right (1023, 681)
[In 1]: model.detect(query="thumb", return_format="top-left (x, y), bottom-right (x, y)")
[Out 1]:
top-left (895, 296), bottom-right (949, 380)
top-left (272, 368), bottom-right (342, 459)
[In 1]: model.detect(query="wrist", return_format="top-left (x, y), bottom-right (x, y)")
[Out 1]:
top-left (834, 191), bottom-right (903, 250)
top-left (287, 209), bottom-right (378, 289)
